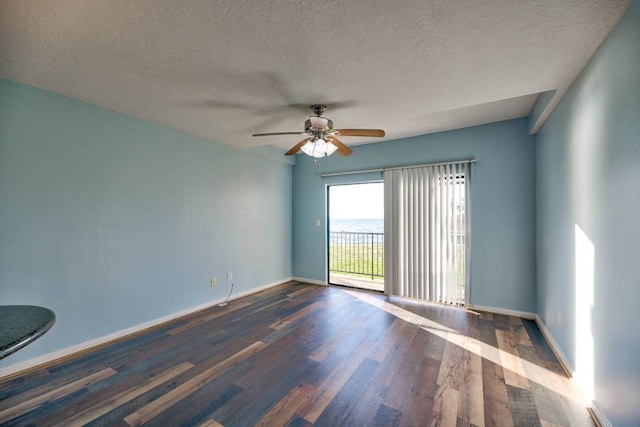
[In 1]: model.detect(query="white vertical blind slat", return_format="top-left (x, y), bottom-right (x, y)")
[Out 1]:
top-left (428, 166), bottom-right (436, 301)
top-left (446, 163), bottom-right (453, 303)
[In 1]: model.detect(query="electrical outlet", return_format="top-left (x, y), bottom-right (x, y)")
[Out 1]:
top-left (210, 277), bottom-right (216, 287)
top-left (227, 272), bottom-right (232, 282)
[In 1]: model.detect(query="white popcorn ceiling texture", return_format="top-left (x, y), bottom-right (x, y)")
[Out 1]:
top-left (0, 0), bottom-right (630, 150)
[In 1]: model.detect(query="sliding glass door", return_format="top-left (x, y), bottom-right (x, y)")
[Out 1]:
top-left (327, 182), bottom-right (384, 292)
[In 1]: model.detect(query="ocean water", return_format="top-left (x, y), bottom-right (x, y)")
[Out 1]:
top-left (329, 218), bottom-right (384, 233)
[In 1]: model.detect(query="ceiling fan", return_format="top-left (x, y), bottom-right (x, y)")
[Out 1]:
top-left (252, 104), bottom-right (385, 158)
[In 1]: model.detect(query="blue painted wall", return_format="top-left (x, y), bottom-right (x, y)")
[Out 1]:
top-left (0, 79), bottom-right (292, 368)
top-left (292, 119), bottom-right (537, 313)
top-left (536, 2), bottom-right (640, 425)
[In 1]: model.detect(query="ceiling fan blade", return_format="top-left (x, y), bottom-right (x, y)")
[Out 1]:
top-left (327, 137), bottom-right (353, 157)
top-left (285, 138), bottom-right (312, 156)
top-left (336, 129), bottom-right (385, 137)
top-left (253, 131), bottom-right (307, 137)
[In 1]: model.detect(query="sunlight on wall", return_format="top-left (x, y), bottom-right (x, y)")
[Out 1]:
top-left (574, 224), bottom-right (595, 402)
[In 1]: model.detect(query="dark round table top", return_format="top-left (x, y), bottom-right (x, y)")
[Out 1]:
top-left (0, 305), bottom-right (56, 360)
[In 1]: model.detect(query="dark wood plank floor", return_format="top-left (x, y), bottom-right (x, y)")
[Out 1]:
top-left (0, 282), bottom-right (594, 426)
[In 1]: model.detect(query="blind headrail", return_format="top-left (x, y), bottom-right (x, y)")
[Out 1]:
top-left (318, 159), bottom-right (476, 177)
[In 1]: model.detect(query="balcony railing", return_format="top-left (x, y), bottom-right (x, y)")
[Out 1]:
top-left (329, 231), bottom-right (384, 280)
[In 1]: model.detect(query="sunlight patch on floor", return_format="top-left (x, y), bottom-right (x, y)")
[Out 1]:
top-left (345, 289), bottom-right (587, 406)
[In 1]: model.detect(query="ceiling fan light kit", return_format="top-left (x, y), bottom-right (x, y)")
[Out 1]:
top-left (252, 104), bottom-right (385, 159)
top-left (300, 138), bottom-right (339, 158)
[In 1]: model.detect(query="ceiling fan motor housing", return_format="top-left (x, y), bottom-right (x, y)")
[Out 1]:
top-left (305, 117), bottom-right (333, 134)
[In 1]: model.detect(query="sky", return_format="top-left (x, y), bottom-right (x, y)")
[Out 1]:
top-left (329, 182), bottom-right (384, 219)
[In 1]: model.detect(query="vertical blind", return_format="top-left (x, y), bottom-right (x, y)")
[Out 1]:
top-left (383, 161), bottom-right (471, 306)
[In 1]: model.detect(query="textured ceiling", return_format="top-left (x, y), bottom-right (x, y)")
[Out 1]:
top-left (0, 0), bottom-right (630, 152)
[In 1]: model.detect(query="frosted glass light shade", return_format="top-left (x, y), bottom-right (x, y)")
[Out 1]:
top-left (326, 141), bottom-right (338, 155)
top-left (315, 139), bottom-right (329, 155)
top-left (300, 140), bottom-right (315, 156)
top-left (300, 138), bottom-right (338, 158)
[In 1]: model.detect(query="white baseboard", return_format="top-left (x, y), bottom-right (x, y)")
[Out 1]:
top-left (469, 304), bottom-right (536, 320)
top-left (534, 315), bottom-right (612, 427)
top-left (292, 277), bottom-right (326, 286)
top-left (589, 401), bottom-right (612, 427)
top-left (533, 315), bottom-right (574, 374)
top-left (0, 278), bottom-right (290, 379)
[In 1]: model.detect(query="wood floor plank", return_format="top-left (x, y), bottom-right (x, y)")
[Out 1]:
top-left (167, 301), bottom-right (253, 335)
top-left (430, 386), bottom-right (459, 427)
top-left (372, 403), bottom-right (402, 427)
top-left (522, 319), bottom-right (567, 376)
top-left (510, 316), bottom-right (533, 347)
top-left (255, 382), bottom-right (316, 426)
top-left (282, 306), bottom-right (362, 362)
top-left (0, 365), bottom-right (93, 409)
top-left (312, 357), bottom-right (381, 426)
top-left (212, 358), bottom-right (322, 426)
top-left (367, 318), bottom-right (407, 363)
top-left (477, 317), bottom-right (500, 348)
top-left (342, 374), bottom-right (388, 426)
top-left (435, 339), bottom-right (468, 388)
top-left (383, 350), bottom-right (439, 426)
top-left (479, 311), bottom-right (494, 321)
top-left (506, 384), bottom-right (542, 427)
top-left (123, 341), bottom-right (266, 426)
top-left (0, 367), bottom-right (50, 396)
top-left (493, 314), bottom-right (512, 331)
top-left (457, 337), bottom-right (485, 427)
top-left (528, 380), bottom-right (571, 427)
top-left (496, 329), bottom-right (530, 389)
top-left (298, 341), bottom-right (374, 423)
top-left (141, 382), bottom-right (243, 427)
top-left (231, 320), bottom-right (329, 390)
top-left (285, 415), bottom-right (313, 427)
top-left (0, 367), bottom-right (116, 423)
top-left (285, 283), bottom-right (325, 299)
top-left (46, 327), bottom-right (172, 377)
top-left (431, 339), bottom-right (468, 427)
top-left (482, 358), bottom-right (514, 427)
top-left (381, 327), bottom-right (439, 422)
top-left (372, 320), bottom-right (420, 388)
top-left (269, 300), bottom-right (325, 330)
top-left (45, 366), bottom-right (178, 423)
top-left (0, 283), bottom-right (597, 426)
top-left (54, 361), bottom-right (193, 427)
top-left (200, 300), bottom-right (342, 425)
